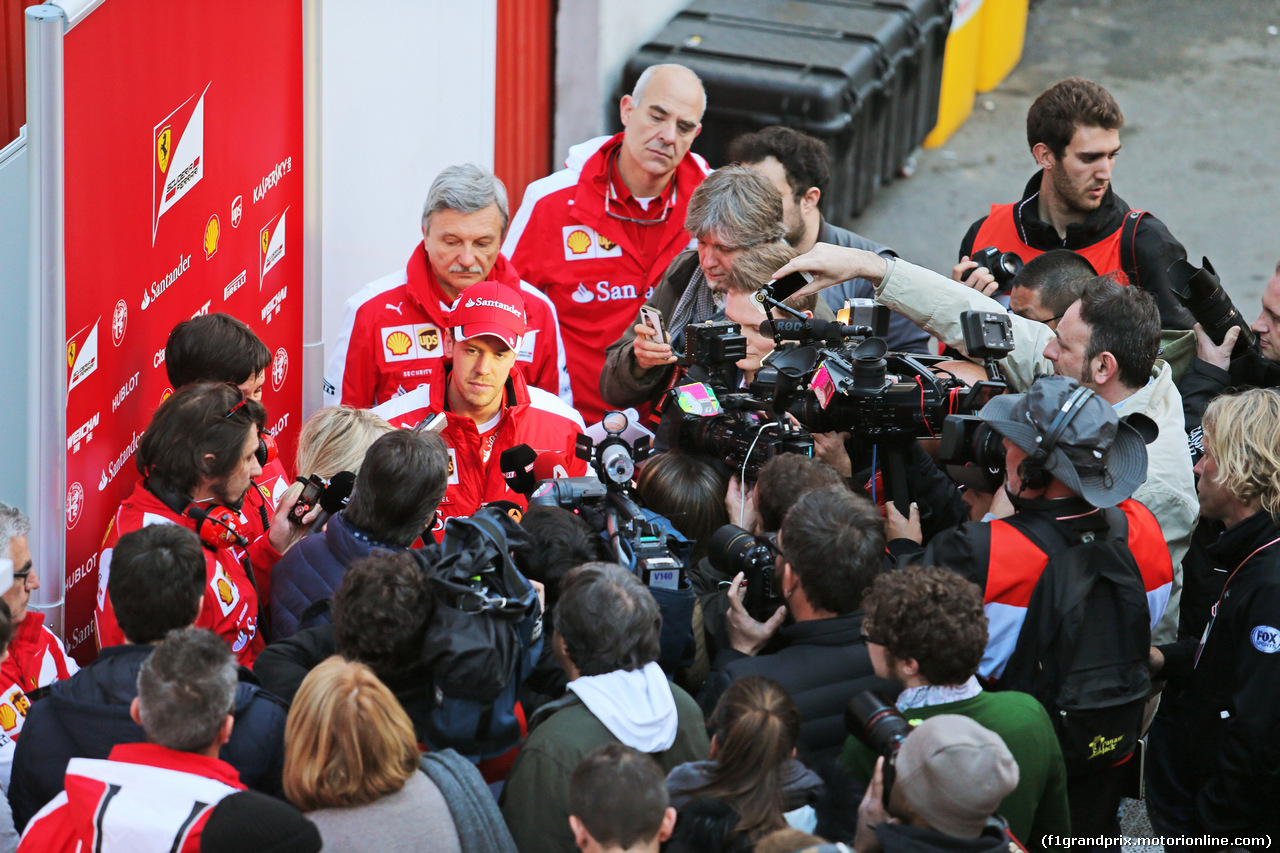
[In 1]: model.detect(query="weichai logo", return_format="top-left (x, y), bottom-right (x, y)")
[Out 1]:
top-left (152, 83), bottom-right (210, 245)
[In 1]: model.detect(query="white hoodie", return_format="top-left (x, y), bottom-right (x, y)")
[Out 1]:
top-left (567, 661), bottom-right (678, 753)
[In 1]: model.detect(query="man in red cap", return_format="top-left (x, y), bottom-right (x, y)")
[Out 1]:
top-left (372, 281), bottom-right (588, 532)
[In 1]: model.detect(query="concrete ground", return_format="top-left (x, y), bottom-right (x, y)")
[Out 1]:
top-left (847, 2), bottom-right (1280, 849)
top-left (849, 0), bottom-right (1280, 310)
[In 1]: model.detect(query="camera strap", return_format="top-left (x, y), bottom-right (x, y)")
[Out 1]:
top-left (1119, 210), bottom-right (1147, 289)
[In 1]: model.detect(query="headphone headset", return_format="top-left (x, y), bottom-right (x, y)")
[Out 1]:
top-left (146, 478), bottom-right (250, 550)
top-left (225, 394), bottom-right (277, 468)
top-left (1017, 385), bottom-right (1096, 492)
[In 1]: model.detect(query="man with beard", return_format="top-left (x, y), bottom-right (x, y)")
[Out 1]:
top-left (94, 383), bottom-right (312, 666)
top-left (956, 78), bottom-right (1192, 330)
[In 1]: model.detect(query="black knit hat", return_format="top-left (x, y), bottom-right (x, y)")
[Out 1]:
top-left (201, 791), bottom-right (322, 853)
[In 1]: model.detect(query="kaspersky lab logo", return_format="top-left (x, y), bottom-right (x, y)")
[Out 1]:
top-left (153, 83), bottom-right (210, 245)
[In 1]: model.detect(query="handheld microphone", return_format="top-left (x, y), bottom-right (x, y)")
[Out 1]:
top-left (500, 444), bottom-right (538, 497)
top-left (533, 451), bottom-right (572, 482)
top-left (311, 470), bottom-right (356, 531)
top-left (759, 318), bottom-right (865, 341)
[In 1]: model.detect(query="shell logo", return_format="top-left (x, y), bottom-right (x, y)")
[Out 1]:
top-left (204, 214), bottom-right (220, 259)
top-left (386, 330), bottom-right (413, 357)
top-left (216, 576), bottom-right (234, 606)
top-left (566, 229), bottom-right (592, 255)
top-left (161, 387), bottom-right (173, 404)
top-left (598, 234), bottom-right (617, 251)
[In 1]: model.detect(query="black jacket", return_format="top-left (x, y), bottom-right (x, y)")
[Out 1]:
top-left (1156, 510), bottom-right (1280, 836)
top-left (8, 644), bottom-right (287, 830)
top-left (1180, 353), bottom-right (1280, 466)
top-left (699, 611), bottom-right (897, 761)
top-left (960, 172), bottom-right (1192, 329)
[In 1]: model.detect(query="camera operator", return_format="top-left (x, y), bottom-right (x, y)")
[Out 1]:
top-left (841, 567), bottom-right (1069, 850)
top-left (955, 78), bottom-right (1192, 331)
top-left (882, 376), bottom-right (1171, 838)
top-left (728, 125), bottom-right (929, 354)
top-left (1146, 389), bottom-right (1280, 841)
top-left (1180, 260), bottom-right (1280, 462)
top-left (776, 245), bottom-right (1196, 646)
top-left (854, 716), bottom-right (1022, 853)
top-left (699, 485), bottom-right (894, 760)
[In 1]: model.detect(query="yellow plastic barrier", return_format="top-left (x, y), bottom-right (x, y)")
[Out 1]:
top-left (924, 0), bottom-right (984, 148)
top-left (975, 0), bottom-right (1029, 92)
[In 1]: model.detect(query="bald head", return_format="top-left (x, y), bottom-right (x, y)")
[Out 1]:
top-left (630, 64), bottom-right (706, 119)
top-left (618, 65), bottom-right (706, 196)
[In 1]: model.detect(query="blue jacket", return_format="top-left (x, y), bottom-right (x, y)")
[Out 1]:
top-left (269, 513), bottom-right (404, 640)
top-left (8, 644), bottom-right (287, 831)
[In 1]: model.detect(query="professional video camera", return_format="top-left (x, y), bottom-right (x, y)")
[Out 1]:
top-left (523, 412), bottom-right (689, 591)
top-left (667, 319), bottom-right (815, 480)
top-left (707, 524), bottom-right (782, 623)
top-left (846, 690), bottom-right (915, 805)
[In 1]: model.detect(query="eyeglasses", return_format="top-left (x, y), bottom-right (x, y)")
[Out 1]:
top-left (224, 397), bottom-right (249, 419)
top-left (861, 625), bottom-right (884, 645)
top-left (12, 568), bottom-right (31, 583)
top-left (603, 149), bottom-right (676, 226)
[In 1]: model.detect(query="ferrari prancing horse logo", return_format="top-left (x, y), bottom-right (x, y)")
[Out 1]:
top-left (156, 126), bottom-right (172, 174)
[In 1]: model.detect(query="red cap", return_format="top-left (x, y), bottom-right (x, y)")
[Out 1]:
top-left (449, 281), bottom-right (527, 351)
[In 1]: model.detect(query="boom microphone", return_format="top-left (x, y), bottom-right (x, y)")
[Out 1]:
top-left (311, 470), bottom-right (356, 531)
top-left (500, 444), bottom-right (539, 497)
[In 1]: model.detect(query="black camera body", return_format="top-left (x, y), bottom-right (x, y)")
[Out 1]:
top-left (1168, 256), bottom-right (1260, 360)
top-left (676, 412), bottom-right (814, 481)
top-left (970, 246), bottom-right (1025, 295)
top-left (708, 524), bottom-right (783, 623)
top-left (846, 690), bottom-right (915, 805)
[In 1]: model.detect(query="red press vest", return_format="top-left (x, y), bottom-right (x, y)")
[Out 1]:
top-left (973, 203), bottom-right (1148, 286)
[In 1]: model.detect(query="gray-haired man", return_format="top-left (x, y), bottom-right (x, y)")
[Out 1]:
top-left (17, 629), bottom-right (258, 852)
top-left (325, 162), bottom-right (571, 409)
top-left (599, 165), bottom-right (791, 411)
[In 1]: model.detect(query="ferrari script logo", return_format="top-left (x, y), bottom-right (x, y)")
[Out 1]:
top-left (156, 126), bottom-right (172, 173)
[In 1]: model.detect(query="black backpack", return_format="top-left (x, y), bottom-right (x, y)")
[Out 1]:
top-left (994, 507), bottom-right (1152, 776)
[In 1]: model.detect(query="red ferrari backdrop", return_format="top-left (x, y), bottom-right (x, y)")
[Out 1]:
top-left (60, 0), bottom-right (304, 662)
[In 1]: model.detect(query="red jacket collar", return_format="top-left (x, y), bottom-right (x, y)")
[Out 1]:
top-left (107, 742), bottom-right (246, 790)
top-left (571, 132), bottom-right (705, 262)
top-left (404, 244), bottom-right (524, 321)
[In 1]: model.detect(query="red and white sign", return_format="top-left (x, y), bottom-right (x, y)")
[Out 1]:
top-left (60, 0), bottom-right (304, 662)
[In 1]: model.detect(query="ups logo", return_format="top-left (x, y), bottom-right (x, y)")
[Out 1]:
top-left (418, 327), bottom-right (440, 351)
top-left (598, 234), bottom-right (617, 251)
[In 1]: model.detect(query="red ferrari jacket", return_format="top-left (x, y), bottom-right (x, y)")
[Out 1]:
top-left (371, 366), bottom-right (588, 536)
top-left (0, 613), bottom-right (78, 789)
top-left (502, 133), bottom-right (709, 425)
top-left (324, 245), bottom-right (571, 409)
top-left (17, 742), bottom-right (244, 853)
top-left (94, 482), bottom-right (270, 667)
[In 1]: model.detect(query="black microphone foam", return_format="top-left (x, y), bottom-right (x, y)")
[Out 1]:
top-left (320, 471), bottom-right (356, 514)
top-left (500, 444), bottom-right (538, 497)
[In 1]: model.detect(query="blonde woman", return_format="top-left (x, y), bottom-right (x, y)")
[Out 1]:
top-left (284, 657), bottom-right (460, 853)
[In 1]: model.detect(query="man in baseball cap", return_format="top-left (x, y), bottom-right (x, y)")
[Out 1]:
top-left (370, 280), bottom-right (587, 535)
top-left (855, 715), bottom-right (1021, 851)
top-left (884, 375), bottom-right (1172, 839)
